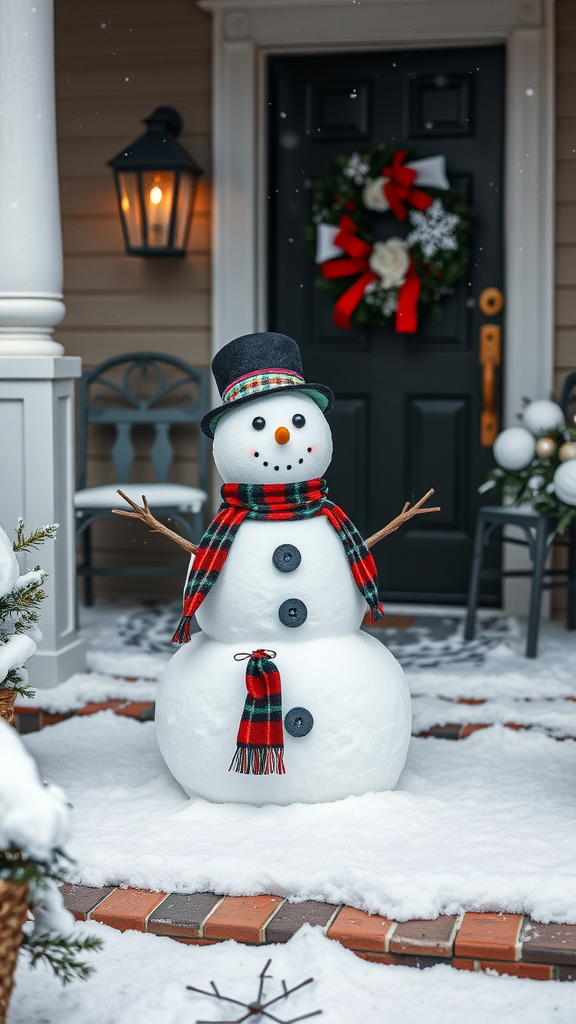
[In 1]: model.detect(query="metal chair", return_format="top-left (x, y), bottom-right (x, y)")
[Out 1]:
top-left (464, 372), bottom-right (576, 658)
top-left (75, 352), bottom-right (209, 605)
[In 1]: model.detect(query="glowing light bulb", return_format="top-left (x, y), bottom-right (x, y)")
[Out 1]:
top-left (150, 186), bottom-right (162, 205)
top-left (121, 196), bottom-right (129, 212)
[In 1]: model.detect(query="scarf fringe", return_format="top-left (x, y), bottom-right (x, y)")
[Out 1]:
top-left (172, 616), bottom-right (193, 644)
top-left (229, 744), bottom-right (286, 776)
top-left (371, 602), bottom-right (385, 624)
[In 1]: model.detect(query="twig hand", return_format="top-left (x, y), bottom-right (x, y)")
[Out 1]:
top-left (365, 489), bottom-right (440, 549)
top-left (111, 489), bottom-right (198, 555)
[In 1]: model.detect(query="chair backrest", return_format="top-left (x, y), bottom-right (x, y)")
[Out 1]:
top-left (560, 371), bottom-right (576, 430)
top-left (78, 352), bottom-right (209, 492)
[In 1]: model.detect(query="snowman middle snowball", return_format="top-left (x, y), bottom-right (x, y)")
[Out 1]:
top-left (155, 342), bottom-right (411, 806)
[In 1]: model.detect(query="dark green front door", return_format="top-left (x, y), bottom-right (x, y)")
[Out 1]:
top-left (267, 46), bottom-right (505, 604)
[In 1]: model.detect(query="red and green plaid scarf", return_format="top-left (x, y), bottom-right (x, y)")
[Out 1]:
top-left (173, 477), bottom-right (383, 644)
top-left (230, 650), bottom-right (285, 776)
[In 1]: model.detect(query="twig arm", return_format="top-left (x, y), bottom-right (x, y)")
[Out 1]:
top-left (365, 489), bottom-right (441, 549)
top-left (112, 489), bottom-right (198, 555)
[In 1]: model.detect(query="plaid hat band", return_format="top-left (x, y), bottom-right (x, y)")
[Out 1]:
top-left (221, 369), bottom-right (305, 405)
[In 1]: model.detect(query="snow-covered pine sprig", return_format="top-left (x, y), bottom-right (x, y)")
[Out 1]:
top-left (13, 519), bottom-right (58, 554)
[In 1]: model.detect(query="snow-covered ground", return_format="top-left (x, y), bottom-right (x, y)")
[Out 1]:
top-left (22, 702), bottom-right (576, 923)
top-left (9, 922), bottom-right (576, 1024)
top-left (10, 602), bottom-right (576, 1023)
top-left (18, 601), bottom-right (576, 923)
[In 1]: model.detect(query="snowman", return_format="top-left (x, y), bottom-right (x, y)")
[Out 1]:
top-left (115, 333), bottom-right (438, 806)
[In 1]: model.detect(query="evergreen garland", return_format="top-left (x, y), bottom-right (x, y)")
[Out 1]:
top-left (305, 144), bottom-right (474, 328)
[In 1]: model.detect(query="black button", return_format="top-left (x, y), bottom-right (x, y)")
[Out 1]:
top-left (272, 544), bottom-right (301, 573)
top-left (278, 598), bottom-right (307, 628)
top-left (284, 706), bottom-right (314, 737)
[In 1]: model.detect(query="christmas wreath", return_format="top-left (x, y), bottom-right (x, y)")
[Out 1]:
top-left (305, 145), bottom-right (474, 332)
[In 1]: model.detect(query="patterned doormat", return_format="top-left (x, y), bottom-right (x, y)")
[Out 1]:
top-left (113, 602), bottom-right (516, 669)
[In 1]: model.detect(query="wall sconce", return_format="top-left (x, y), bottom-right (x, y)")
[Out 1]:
top-left (107, 106), bottom-right (203, 256)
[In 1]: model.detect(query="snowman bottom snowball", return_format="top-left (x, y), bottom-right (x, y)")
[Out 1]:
top-left (156, 631), bottom-right (412, 806)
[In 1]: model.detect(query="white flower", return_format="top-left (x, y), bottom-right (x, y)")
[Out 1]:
top-left (369, 238), bottom-right (410, 289)
top-left (362, 177), bottom-right (390, 212)
top-left (407, 198), bottom-right (460, 260)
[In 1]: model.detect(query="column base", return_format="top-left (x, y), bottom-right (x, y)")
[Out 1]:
top-left (27, 637), bottom-right (87, 689)
top-left (0, 337), bottom-right (65, 356)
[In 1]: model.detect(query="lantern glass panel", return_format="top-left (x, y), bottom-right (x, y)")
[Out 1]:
top-left (142, 170), bottom-right (176, 249)
top-left (117, 172), bottom-right (144, 248)
top-left (174, 170), bottom-right (196, 250)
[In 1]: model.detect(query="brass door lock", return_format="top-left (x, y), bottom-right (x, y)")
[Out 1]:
top-left (478, 287), bottom-right (504, 317)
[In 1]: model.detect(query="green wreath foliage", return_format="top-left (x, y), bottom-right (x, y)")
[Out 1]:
top-left (304, 144), bottom-right (474, 328)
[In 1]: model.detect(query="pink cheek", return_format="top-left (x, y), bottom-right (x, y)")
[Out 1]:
top-left (307, 446), bottom-right (316, 453)
top-left (248, 449), bottom-right (258, 457)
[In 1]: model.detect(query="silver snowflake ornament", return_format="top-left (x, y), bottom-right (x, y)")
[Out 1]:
top-left (342, 152), bottom-right (370, 185)
top-left (407, 198), bottom-right (460, 261)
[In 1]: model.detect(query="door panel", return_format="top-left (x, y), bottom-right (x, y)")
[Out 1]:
top-left (267, 47), bottom-right (505, 604)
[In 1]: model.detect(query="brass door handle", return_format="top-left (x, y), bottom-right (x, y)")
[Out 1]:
top-left (480, 324), bottom-right (501, 447)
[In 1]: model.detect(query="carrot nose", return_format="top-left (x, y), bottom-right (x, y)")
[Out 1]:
top-left (275, 426), bottom-right (291, 445)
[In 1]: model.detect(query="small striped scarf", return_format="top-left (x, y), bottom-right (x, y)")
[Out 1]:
top-left (173, 478), bottom-right (383, 644)
top-left (230, 650), bottom-right (285, 775)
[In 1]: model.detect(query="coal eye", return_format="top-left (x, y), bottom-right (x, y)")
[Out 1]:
top-left (292, 414), bottom-right (306, 428)
top-left (252, 417), bottom-right (266, 430)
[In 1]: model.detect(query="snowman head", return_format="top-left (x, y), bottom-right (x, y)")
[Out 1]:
top-left (213, 391), bottom-right (333, 484)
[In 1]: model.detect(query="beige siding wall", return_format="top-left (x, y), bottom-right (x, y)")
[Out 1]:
top-left (553, 0), bottom-right (576, 617)
top-left (556, 0), bottom-right (576, 391)
top-left (54, 0), bottom-right (212, 599)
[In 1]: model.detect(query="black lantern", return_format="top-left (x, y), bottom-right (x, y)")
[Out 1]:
top-left (108, 106), bottom-right (203, 256)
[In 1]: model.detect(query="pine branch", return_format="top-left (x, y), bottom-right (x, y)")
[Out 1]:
top-left (0, 846), bottom-right (71, 888)
top-left (0, 571), bottom-right (48, 633)
top-left (21, 931), bottom-right (103, 985)
top-left (13, 520), bottom-right (58, 554)
top-left (0, 667), bottom-right (34, 698)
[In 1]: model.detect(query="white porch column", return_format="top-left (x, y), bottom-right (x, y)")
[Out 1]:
top-left (0, 0), bottom-right (85, 686)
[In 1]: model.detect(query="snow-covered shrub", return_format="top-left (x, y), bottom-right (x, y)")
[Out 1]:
top-left (0, 718), bottom-right (101, 986)
top-left (0, 520), bottom-right (58, 698)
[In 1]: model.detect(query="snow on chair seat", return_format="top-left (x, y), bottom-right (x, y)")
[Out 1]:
top-left (75, 483), bottom-right (206, 514)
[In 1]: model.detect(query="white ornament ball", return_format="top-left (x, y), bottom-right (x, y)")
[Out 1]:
top-left (493, 427), bottom-right (536, 470)
top-left (522, 400), bottom-right (565, 437)
top-left (558, 441), bottom-right (576, 463)
top-left (553, 460), bottom-right (576, 505)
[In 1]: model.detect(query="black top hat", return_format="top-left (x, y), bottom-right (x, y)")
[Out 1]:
top-left (201, 332), bottom-right (334, 438)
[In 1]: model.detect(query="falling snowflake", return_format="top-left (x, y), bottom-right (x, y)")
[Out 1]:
top-left (407, 198), bottom-right (460, 260)
top-left (342, 152), bottom-right (370, 185)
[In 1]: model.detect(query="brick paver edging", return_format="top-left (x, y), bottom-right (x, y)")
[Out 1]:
top-left (60, 885), bottom-right (576, 981)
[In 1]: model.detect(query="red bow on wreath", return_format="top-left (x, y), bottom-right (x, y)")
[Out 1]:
top-left (383, 150), bottom-right (433, 221)
top-left (320, 215), bottom-right (378, 330)
top-left (321, 214), bottom-right (421, 333)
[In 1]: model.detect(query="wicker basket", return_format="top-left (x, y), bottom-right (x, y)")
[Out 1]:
top-left (0, 880), bottom-right (28, 1023)
top-left (0, 690), bottom-right (17, 727)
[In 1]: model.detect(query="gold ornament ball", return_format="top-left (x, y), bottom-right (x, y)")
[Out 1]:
top-left (535, 436), bottom-right (556, 459)
top-left (558, 441), bottom-right (576, 462)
